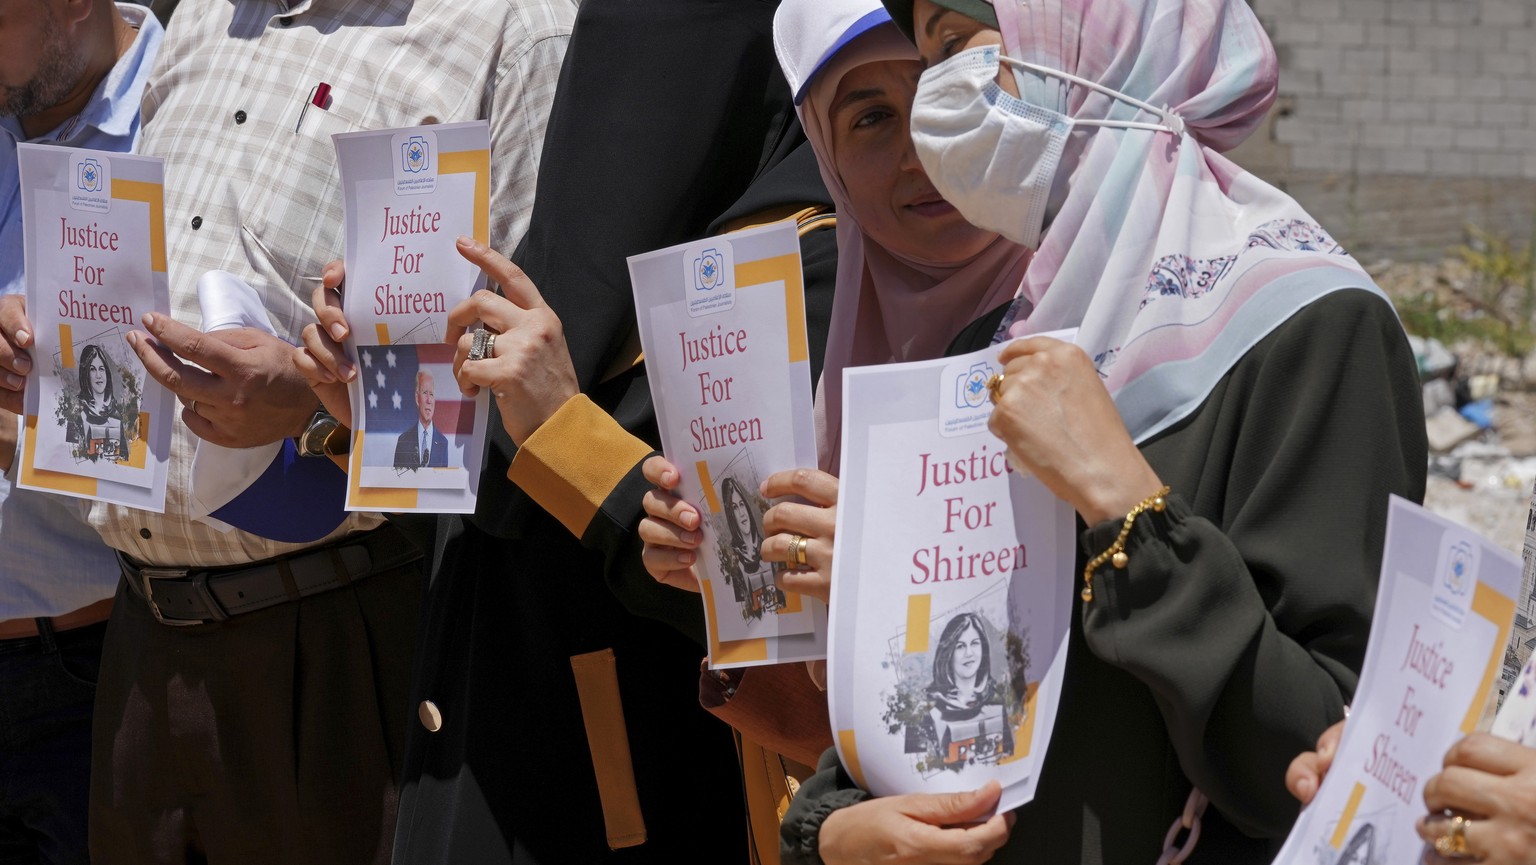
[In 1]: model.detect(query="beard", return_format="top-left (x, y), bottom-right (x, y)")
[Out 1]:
top-left (0, 10), bottom-right (88, 119)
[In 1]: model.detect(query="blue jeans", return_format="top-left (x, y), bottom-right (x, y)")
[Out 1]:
top-left (0, 620), bottom-right (104, 865)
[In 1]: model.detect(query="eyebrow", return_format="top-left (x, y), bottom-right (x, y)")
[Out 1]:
top-left (922, 7), bottom-right (955, 39)
top-left (833, 87), bottom-right (886, 115)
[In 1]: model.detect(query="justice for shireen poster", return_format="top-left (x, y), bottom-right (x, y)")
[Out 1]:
top-left (16, 144), bottom-right (172, 511)
top-left (629, 220), bottom-right (827, 669)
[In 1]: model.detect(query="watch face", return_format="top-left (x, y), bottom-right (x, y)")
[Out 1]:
top-left (303, 414), bottom-right (340, 456)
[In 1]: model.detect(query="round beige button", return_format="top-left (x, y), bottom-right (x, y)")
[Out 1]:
top-left (418, 700), bottom-right (443, 732)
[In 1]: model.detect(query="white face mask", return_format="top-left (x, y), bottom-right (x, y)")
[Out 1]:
top-left (910, 45), bottom-right (1185, 250)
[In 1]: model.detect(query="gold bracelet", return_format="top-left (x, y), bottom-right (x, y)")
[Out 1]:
top-left (1081, 486), bottom-right (1171, 603)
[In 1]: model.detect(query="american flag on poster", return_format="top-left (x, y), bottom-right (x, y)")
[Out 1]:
top-left (356, 342), bottom-right (476, 471)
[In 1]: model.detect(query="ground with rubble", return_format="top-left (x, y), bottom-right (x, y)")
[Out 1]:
top-left (1373, 258), bottom-right (1536, 554)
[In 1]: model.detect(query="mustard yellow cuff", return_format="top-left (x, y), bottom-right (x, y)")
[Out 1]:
top-left (508, 394), bottom-right (654, 538)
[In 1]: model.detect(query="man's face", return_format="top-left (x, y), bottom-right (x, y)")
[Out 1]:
top-left (415, 372), bottom-right (435, 426)
top-left (0, 0), bottom-right (85, 119)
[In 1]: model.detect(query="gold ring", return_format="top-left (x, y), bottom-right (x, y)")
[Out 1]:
top-left (789, 535), bottom-right (809, 569)
top-left (985, 372), bottom-right (1005, 405)
top-left (1434, 814), bottom-right (1474, 859)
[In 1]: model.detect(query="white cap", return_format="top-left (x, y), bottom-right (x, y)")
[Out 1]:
top-left (774, 0), bottom-right (894, 104)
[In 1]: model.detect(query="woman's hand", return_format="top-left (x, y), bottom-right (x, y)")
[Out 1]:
top-left (638, 456), bottom-right (704, 593)
top-left (1415, 733), bottom-right (1536, 864)
top-left (758, 468), bottom-right (838, 604)
top-left (986, 337), bottom-right (1164, 525)
top-left (1285, 720), bottom-right (1346, 806)
top-left (447, 237), bottom-right (579, 447)
top-left (819, 781), bottom-right (1013, 865)
top-left (294, 259), bottom-right (356, 426)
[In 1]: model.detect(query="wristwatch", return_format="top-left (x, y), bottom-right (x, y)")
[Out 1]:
top-left (297, 409), bottom-right (349, 458)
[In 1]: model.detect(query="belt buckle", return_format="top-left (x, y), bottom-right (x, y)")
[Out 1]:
top-left (138, 567), bottom-right (207, 627)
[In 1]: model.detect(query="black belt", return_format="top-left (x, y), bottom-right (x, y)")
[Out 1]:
top-left (117, 524), bottom-right (421, 627)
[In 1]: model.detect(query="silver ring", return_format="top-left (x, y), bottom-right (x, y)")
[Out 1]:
top-left (188, 400), bottom-right (199, 416)
top-left (467, 328), bottom-right (497, 362)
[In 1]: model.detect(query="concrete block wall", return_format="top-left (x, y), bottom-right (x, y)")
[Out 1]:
top-left (1252, 0), bottom-right (1536, 181)
top-left (1232, 0), bottom-right (1536, 258)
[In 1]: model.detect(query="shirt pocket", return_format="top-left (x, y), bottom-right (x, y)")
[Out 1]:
top-left (234, 102), bottom-right (361, 313)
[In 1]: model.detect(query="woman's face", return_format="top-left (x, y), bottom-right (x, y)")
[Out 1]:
top-left (729, 495), bottom-right (753, 539)
top-left (87, 356), bottom-right (107, 397)
top-left (829, 58), bottom-right (998, 264)
top-left (950, 623), bottom-right (984, 683)
top-left (910, 0), bottom-right (1018, 98)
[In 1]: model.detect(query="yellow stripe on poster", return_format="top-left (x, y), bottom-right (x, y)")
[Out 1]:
top-left (999, 681), bottom-right (1040, 764)
top-left (905, 595), bottom-right (931, 655)
top-left (347, 431), bottom-right (419, 509)
top-left (58, 324), bottom-right (75, 369)
top-left (714, 637), bottom-right (769, 666)
top-left (1330, 783), bottom-right (1367, 849)
top-left (734, 254), bottom-right (807, 365)
top-left (111, 180), bottom-right (166, 273)
top-left (701, 578), bottom-right (769, 664)
top-left (375, 323), bottom-right (391, 345)
top-left (438, 150), bottom-right (490, 244)
top-left (696, 461), bottom-right (722, 514)
top-left (1463, 581), bottom-right (1517, 734)
top-left (19, 415), bottom-right (97, 496)
top-left (838, 729), bottom-right (868, 790)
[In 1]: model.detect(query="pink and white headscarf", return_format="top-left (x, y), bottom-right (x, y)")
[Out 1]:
top-left (985, 0), bottom-right (1390, 442)
top-left (775, 0), bottom-right (1033, 471)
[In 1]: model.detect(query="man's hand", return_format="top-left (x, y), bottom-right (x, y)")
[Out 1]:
top-left (126, 312), bottom-right (319, 448)
top-left (0, 295), bottom-right (36, 414)
top-left (295, 260), bottom-right (356, 426)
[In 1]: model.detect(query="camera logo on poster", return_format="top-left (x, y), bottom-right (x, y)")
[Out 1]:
top-left (1432, 530), bottom-right (1479, 629)
top-left (955, 362), bottom-right (994, 409)
top-left (402, 136), bottom-right (429, 173)
top-left (391, 129), bottom-right (438, 195)
top-left (69, 152), bottom-right (111, 213)
top-left (695, 248), bottom-right (725, 292)
top-left (938, 358), bottom-right (996, 437)
top-left (78, 159), bottom-right (103, 192)
top-left (683, 240), bottom-right (734, 317)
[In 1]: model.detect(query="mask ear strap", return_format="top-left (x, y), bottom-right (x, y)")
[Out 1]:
top-left (1001, 55), bottom-right (1188, 137)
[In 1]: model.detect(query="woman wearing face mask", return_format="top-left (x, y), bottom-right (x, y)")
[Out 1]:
top-left (776, 0), bottom-right (1428, 863)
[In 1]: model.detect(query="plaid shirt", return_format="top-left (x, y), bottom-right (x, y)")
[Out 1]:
top-left (92, 0), bottom-right (574, 566)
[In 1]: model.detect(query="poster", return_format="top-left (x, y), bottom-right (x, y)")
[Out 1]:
top-left (1271, 496), bottom-right (1520, 865)
top-left (335, 122), bottom-right (490, 513)
top-left (17, 144), bottom-right (171, 510)
top-left (828, 338), bottom-right (1075, 811)
top-left (629, 220), bottom-right (827, 668)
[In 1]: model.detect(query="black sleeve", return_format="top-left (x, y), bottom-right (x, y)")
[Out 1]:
top-left (1079, 288), bottom-right (1427, 837)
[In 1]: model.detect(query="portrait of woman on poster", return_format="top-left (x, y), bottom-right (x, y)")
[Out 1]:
top-left (913, 611), bottom-right (1012, 767)
top-left (722, 476), bottom-right (767, 574)
top-left (721, 475), bottom-right (785, 616)
top-left (67, 343), bottom-right (128, 462)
